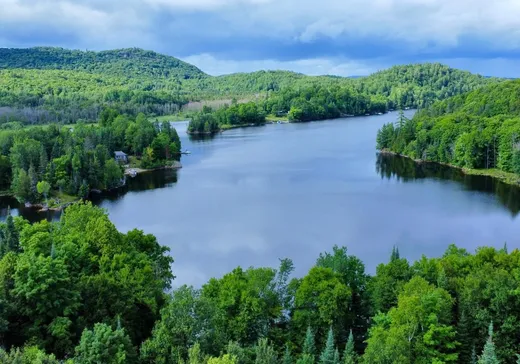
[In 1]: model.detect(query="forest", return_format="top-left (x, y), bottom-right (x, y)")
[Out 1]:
top-left (187, 102), bottom-right (266, 134)
top-left (0, 109), bottom-right (181, 204)
top-left (0, 47), bottom-right (498, 125)
top-left (0, 202), bottom-right (519, 363)
top-left (376, 80), bottom-right (520, 180)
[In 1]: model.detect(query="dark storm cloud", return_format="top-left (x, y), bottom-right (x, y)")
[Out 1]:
top-left (1, 0), bottom-right (520, 76)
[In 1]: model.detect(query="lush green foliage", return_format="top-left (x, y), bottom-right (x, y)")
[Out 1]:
top-left (377, 80), bottom-right (520, 181)
top-left (2, 203), bottom-right (520, 362)
top-left (188, 102), bottom-right (266, 134)
top-left (0, 110), bottom-right (181, 202)
top-left (0, 202), bottom-right (173, 360)
top-left (0, 48), bottom-right (497, 125)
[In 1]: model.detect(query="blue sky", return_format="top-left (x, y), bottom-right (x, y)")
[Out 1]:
top-left (1, 0), bottom-right (520, 77)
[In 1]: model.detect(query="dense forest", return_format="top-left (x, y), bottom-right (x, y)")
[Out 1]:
top-left (188, 102), bottom-right (266, 134)
top-left (0, 109), bottom-right (181, 204)
top-left (377, 80), bottom-right (520, 181)
top-left (0, 203), bottom-right (519, 363)
top-left (0, 47), bottom-right (498, 125)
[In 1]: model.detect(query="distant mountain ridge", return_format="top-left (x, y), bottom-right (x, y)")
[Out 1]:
top-left (0, 47), bottom-right (207, 80)
top-left (0, 46), bottom-right (502, 125)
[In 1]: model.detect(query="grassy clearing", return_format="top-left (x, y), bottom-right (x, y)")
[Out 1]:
top-left (265, 114), bottom-right (289, 122)
top-left (148, 114), bottom-right (192, 122)
top-left (463, 168), bottom-right (520, 185)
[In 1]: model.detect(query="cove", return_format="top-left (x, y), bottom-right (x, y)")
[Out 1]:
top-left (1, 111), bottom-right (520, 286)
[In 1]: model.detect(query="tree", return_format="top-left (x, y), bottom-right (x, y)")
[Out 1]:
top-left (0, 346), bottom-right (59, 363)
top-left (303, 326), bottom-right (316, 357)
top-left (104, 159), bottom-right (123, 190)
top-left (333, 349), bottom-right (340, 364)
top-left (342, 330), bottom-right (356, 364)
top-left (188, 343), bottom-right (203, 364)
top-left (11, 168), bottom-right (31, 203)
top-left (208, 354), bottom-right (238, 364)
top-left (0, 208), bottom-right (20, 258)
top-left (74, 323), bottom-right (136, 364)
top-left (255, 338), bottom-right (277, 364)
top-left (293, 268), bottom-right (351, 348)
top-left (478, 323), bottom-right (499, 364)
top-left (364, 277), bottom-right (457, 364)
top-left (283, 345), bottom-right (292, 364)
top-left (37, 180), bottom-right (51, 205)
top-left (319, 328), bottom-right (335, 364)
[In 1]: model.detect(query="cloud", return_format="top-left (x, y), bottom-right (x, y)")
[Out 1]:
top-left (181, 54), bottom-right (377, 76)
top-left (1, 0), bottom-right (520, 76)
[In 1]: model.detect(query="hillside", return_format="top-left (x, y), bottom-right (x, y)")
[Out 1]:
top-left (377, 79), bottom-right (520, 182)
top-left (0, 47), bottom-right (207, 80)
top-left (0, 47), bottom-right (501, 125)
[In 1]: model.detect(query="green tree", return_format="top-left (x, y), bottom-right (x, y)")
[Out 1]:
top-left (0, 346), bottom-right (59, 363)
top-left (103, 159), bottom-right (122, 190)
top-left (11, 168), bottom-right (31, 203)
top-left (188, 343), bottom-right (203, 364)
top-left (319, 328), bottom-right (335, 364)
top-left (478, 323), bottom-right (499, 364)
top-left (283, 345), bottom-right (293, 364)
top-left (303, 326), bottom-right (316, 357)
top-left (36, 180), bottom-right (51, 205)
top-left (255, 338), bottom-right (277, 364)
top-left (342, 330), bottom-right (356, 364)
top-left (293, 268), bottom-right (351, 348)
top-left (208, 354), bottom-right (238, 364)
top-left (74, 323), bottom-right (136, 364)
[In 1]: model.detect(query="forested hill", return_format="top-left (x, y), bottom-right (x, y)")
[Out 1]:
top-left (354, 63), bottom-right (496, 108)
top-left (0, 47), bottom-right (499, 125)
top-left (377, 79), bottom-right (520, 181)
top-left (0, 47), bottom-right (207, 80)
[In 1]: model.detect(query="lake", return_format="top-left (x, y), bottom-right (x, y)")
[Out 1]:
top-left (2, 111), bottom-right (520, 286)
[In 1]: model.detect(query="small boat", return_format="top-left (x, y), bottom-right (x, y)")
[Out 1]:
top-left (277, 121), bottom-right (281, 124)
top-left (181, 150), bottom-right (191, 154)
top-left (128, 169), bottom-right (137, 178)
top-left (377, 112), bottom-right (383, 115)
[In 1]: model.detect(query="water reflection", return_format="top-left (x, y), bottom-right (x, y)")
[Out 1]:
top-left (376, 153), bottom-right (520, 216)
top-left (0, 169), bottom-right (180, 223)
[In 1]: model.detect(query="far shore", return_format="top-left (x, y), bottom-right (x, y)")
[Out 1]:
top-left (379, 149), bottom-right (520, 186)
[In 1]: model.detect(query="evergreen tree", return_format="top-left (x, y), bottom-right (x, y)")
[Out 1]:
top-left (390, 245), bottom-right (400, 261)
top-left (74, 323), bottom-right (136, 364)
top-left (457, 309), bottom-right (473, 364)
top-left (343, 330), bottom-right (356, 364)
top-left (255, 338), bottom-right (277, 364)
top-left (478, 323), bottom-right (499, 364)
top-left (333, 349), bottom-right (340, 364)
top-left (319, 328), bottom-right (335, 364)
top-left (283, 345), bottom-right (292, 364)
top-left (471, 345), bottom-right (477, 364)
top-left (39, 144), bottom-right (48, 178)
top-left (437, 266), bottom-right (448, 289)
top-left (188, 343), bottom-right (203, 364)
top-left (303, 326), bottom-right (316, 357)
top-left (4, 207), bottom-right (19, 254)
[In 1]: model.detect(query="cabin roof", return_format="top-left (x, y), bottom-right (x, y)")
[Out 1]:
top-left (114, 151), bottom-right (127, 157)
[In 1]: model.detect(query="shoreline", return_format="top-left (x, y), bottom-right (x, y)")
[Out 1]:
top-left (379, 149), bottom-right (520, 186)
top-left (124, 160), bottom-right (182, 176)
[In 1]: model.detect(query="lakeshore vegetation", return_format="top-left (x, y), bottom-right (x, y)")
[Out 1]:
top-left (0, 110), bottom-right (181, 204)
top-left (376, 80), bottom-right (520, 184)
top-left (0, 203), bottom-right (519, 363)
top-left (0, 48), bottom-right (497, 127)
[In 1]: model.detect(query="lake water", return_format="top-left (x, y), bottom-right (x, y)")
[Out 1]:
top-left (2, 111), bottom-right (520, 286)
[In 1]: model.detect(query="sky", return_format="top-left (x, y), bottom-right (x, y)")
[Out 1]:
top-left (1, 0), bottom-right (520, 77)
